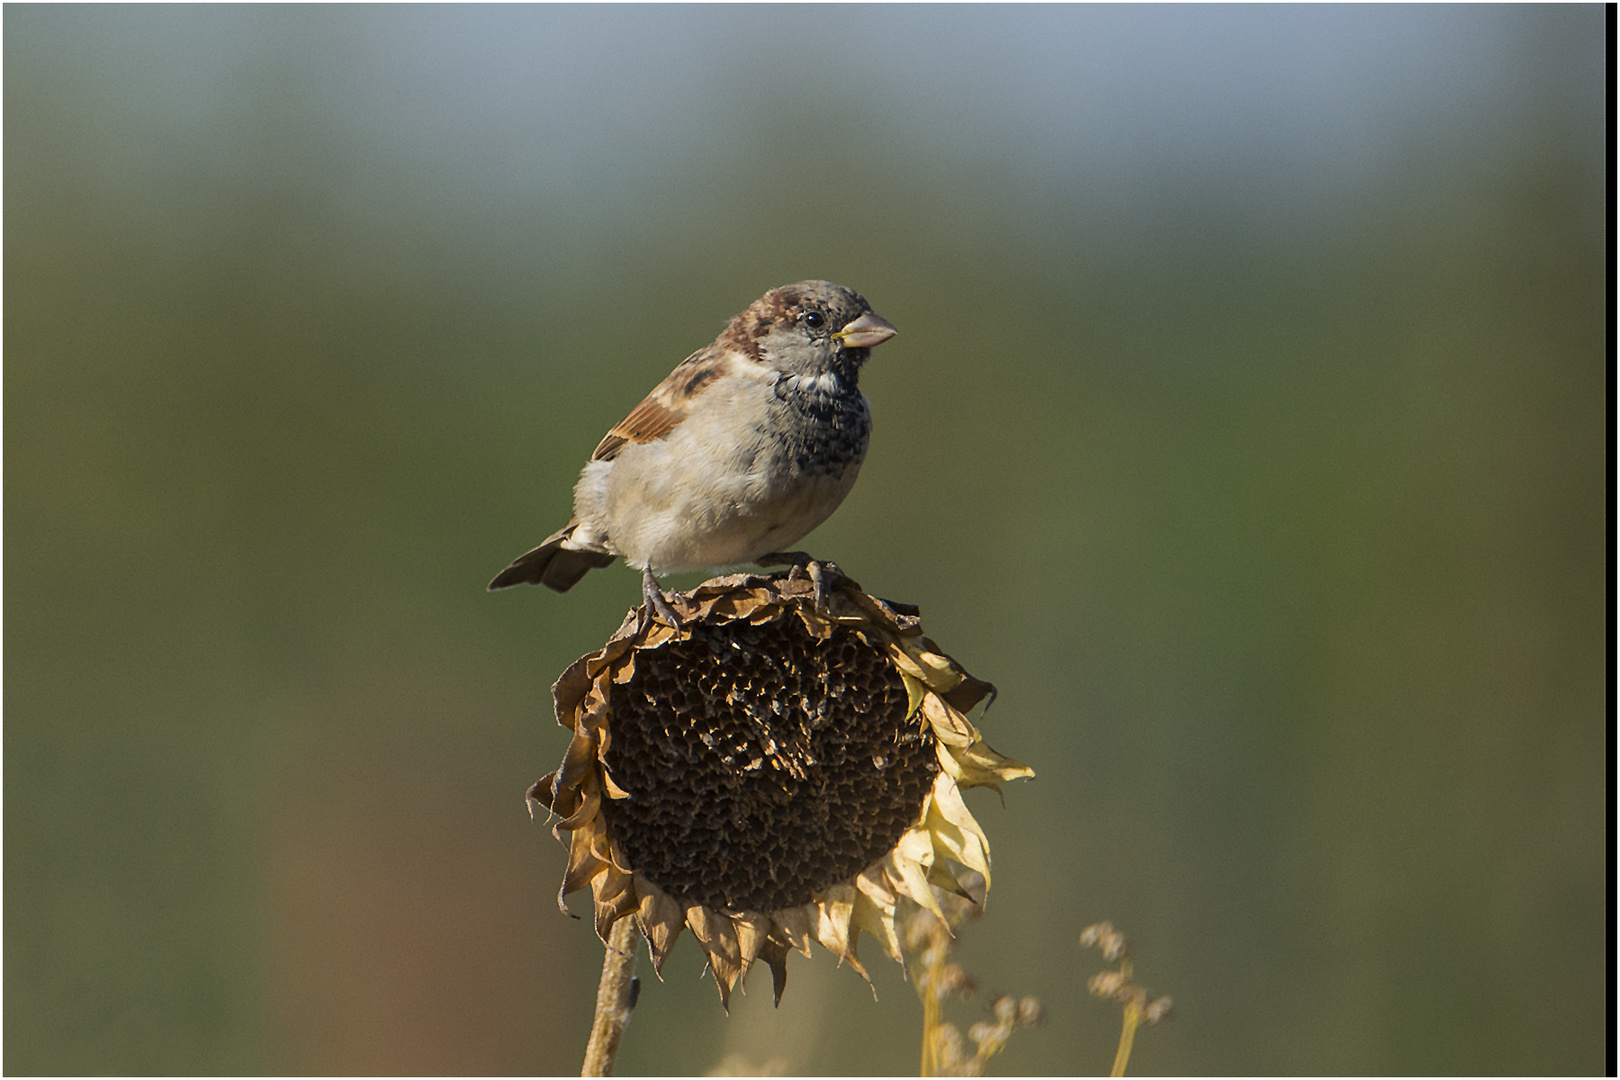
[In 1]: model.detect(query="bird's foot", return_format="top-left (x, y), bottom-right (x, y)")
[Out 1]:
top-left (638, 566), bottom-right (683, 633)
top-left (757, 551), bottom-right (849, 612)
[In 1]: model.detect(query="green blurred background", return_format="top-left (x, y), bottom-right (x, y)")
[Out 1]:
top-left (5, 5), bottom-right (1607, 1075)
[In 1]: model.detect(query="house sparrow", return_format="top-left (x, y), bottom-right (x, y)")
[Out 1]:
top-left (488, 280), bottom-right (897, 628)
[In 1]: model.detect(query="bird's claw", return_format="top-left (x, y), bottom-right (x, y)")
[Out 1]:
top-left (639, 567), bottom-right (683, 633)
top-left (758, 551), bottom-right (847, 612)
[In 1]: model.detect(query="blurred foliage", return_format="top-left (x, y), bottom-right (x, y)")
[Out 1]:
top-left (5, 6), bottom-right (1606, 1076)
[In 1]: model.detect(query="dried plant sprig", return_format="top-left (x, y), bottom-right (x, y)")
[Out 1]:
top-left (1080, 922), bottom-right (1172, 1077)
top-left (906, 870), bottom-right (1043, 1077)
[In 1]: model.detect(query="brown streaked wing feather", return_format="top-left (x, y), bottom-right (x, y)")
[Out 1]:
top-left (589, 347), bottom-right (727, 461)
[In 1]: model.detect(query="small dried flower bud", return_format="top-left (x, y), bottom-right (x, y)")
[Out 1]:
top-left (1016, 996), bottom-right (1045, 1026)
top-left (991, 994), bottom-right (1020, 1025)
top-left (1101, 931), bottom-right (1128, 962)
top-left (968, 1021), bottom-right (1001, 1048)
top-left (1088, 970), bottom-right (1127, 998)
top-left (1079, 922), bottom-right (1113, 948)
top-left (935, 1023), bottom-right (967, 1067)
top-left (1144, 996), bottom-right (1173, 1024)
top-left (940, 962), bottom-right (974, 995)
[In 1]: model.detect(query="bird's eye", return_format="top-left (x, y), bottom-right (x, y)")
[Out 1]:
top-left (802, 310), bottom-right (825, 329)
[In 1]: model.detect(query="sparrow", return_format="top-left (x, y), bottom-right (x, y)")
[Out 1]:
top-left (488, 280), bottom-right (897, 628)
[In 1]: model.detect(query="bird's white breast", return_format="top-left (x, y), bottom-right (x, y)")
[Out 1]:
top-left (573, 365), bottom-right (869, 574)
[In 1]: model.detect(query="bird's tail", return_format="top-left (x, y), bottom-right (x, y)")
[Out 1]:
top-left (487, 524), bottom-right (616, 592)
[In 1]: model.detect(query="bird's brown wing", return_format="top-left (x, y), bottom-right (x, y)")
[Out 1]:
top-left (589, 346), bottom-right (728, 461)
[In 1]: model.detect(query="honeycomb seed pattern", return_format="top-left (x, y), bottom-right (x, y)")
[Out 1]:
top-left (600, 616), bottom-right (938, 913)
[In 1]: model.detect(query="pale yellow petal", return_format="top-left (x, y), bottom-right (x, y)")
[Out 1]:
top-left (814, 882), bottom-right (857, 964)
top-left (901, 670), bottom-right (927, 721)
top-left (921, 693), bottom-right (977, 747)
top-left (772, 905), bottom-right (815, 959)
top-left (635, 877), bottom-right (685, 975)
top-left (926, 775), bottom-right (994, 888)
top-left (885, 827), bottom-right (948, 923)
top-left (852, 867), bottom-right (903, 963)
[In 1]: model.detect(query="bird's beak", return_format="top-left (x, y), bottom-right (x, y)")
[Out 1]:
top-left (836, 311), bottom-right (897, 349)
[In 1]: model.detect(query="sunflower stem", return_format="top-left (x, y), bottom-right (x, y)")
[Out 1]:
top-left (582, 918), bottom-right (641, 1077)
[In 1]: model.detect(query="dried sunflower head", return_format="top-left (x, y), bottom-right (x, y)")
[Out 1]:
top-left (529, 571), bottom-right (1033, 1008)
